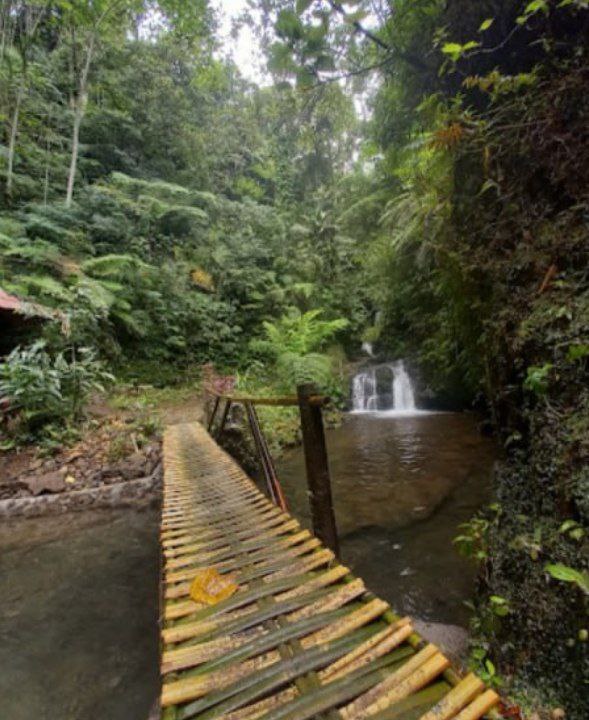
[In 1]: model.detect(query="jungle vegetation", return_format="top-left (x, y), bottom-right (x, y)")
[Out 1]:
top-left (0, 0), bottom-right (588, 715)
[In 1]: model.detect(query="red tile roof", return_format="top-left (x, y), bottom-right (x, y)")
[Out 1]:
top-left (0, 287), bottom-right (63, 321)
top-left (0, 288), bottom-right (23, 312)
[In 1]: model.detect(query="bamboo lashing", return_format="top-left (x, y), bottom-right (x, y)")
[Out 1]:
top-left (160, 422), bottom-right (500, 720)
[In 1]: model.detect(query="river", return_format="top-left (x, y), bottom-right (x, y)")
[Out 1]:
top-left (0, 508), bottom-right (160, 720)
top-left (276, 411), bottom-right (498, 628)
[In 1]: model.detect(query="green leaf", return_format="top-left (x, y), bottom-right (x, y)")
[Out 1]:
top-left (479, 19), bottom-right (495, 31)
top-left (523, 363), bottom-right (553, 395)
top-left (490, 595), bottom-right (507, 605)
top-left (276, 9), bottom-right (305, 40)
top-left (567, 344), bottom-right (589, 361)
top-left (525, 0), bottom-right (549, 14)
top-left (544, 564), bottom-right (589, 594)
top-left (441, 42), bottom-right (464, 61)
top-left (296, 0), bottom-right (313, 13)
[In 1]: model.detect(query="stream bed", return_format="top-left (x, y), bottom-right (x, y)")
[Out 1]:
top-left (0, 508), bottom-right (160, 720)
top-left (276, 411), bottom-right (498, 628)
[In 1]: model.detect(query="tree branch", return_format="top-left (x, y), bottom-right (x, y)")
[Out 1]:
top-left (326, 0), bottom-right (430, 73)
top-left (327, 0), bottom-right (390, 50)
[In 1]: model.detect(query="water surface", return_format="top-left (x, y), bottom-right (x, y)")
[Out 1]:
top-left (277, 412), bottom-right (497, 626)
top-left (0, 509), bottom-right (160, 720)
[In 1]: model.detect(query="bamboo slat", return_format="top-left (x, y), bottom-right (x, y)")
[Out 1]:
top-left (159, 423), bottom-right (500, 720)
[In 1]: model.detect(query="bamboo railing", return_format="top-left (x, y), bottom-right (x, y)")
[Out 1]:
top-left (205, 383), bottom-right (338, 554)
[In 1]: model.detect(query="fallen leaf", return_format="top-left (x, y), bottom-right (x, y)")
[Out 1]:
top-left (189, 568), bottom-right (238, 605)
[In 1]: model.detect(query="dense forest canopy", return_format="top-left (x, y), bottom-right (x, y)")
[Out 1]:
top-left (1, 1), bottom-right (588, 715)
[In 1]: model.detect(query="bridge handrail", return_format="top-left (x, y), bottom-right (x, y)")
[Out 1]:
top-left (209, 392), bottom-right (329, 407)
top-left (204, 383), bottom-right (339, 556)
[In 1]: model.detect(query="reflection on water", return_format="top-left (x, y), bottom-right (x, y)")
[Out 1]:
top-left (0, 509), bottom-right (160, 720)
top-left (276, 412), bottom-right (497, 626)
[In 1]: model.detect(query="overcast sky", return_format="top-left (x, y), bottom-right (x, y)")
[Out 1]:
top-left (212, 0), bottom-right (267, 83)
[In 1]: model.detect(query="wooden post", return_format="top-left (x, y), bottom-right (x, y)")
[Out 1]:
top-left (216, 399), bottom-right (232, 439)
top-left (207, 395), bottom-right (220, 433)
top-left (297, 383), bottom-right (339, 556)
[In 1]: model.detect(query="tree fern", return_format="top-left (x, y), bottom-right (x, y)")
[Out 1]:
top-left (2, 237), bottom-right (61, 269)
top-left (263, 309), bottom-right (348, 356)
top-left (74, 278), bottom-right (116, 312)
top-left (81, 254), bottom-right (152, 279)
top-left (11, 274), bottom-right (71, 302)
top-left (276, 351), bottom-right (333, 388)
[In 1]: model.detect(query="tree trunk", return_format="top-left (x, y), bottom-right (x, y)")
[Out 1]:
top-left (5, 82), bottom-right (23, 201)
top-left (65, 95), bottom-right (85, 208)
top-left (65, 32), bottom-right (94, 208)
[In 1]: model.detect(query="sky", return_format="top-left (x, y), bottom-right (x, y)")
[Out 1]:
top-left (211, 0), bottom-right (379, 118)
top-left (212, 0), bottom-right (268, 84)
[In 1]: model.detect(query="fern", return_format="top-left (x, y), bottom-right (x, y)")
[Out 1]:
top-left (74, 278), bottom-right (116, 312)
top-left (110, 172), bottom-right (191, 203)
top-left (81, 254), bottom-right (152, 279)
top-left (2, 238), bottom-right (61, 269)
top-left (13, 274), bottom-right (71, 302)
top-left (262, 309), bottom-right (348, 356)
top-left (276, 351), bottom-right (332, 388)
top-left (111, 309), bottom-right (149, 337)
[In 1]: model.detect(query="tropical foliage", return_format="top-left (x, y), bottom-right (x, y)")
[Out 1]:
top-left (1, 1), bottom-right (588, 712)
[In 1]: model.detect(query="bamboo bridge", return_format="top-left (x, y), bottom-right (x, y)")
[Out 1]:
top-left (158, 415), bottom-right (500, 720)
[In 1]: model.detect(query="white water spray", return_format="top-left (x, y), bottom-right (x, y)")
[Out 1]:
top-left (352, 360), bottom-right (418, 414)
top-left (361, 341), bottom-right (375, 357)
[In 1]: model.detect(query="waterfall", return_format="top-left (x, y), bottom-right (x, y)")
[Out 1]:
top-left (352, 360), bottom-right (417, 414)
top-left (361, 341), bottom-right (375, 357)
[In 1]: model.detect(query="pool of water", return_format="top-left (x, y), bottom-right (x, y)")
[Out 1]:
top-left (0, 508), bottom-right (160, 720)
top-left (276, 412), bottom-right (498, 627)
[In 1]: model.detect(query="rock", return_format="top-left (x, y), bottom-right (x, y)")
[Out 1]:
top-left (22, 471), bottom-right (66, 496)
top-left (413, 620), bottom-right (470, 666)
top-left (109, 452), bottom-right (148, 480)
top-left (102, 453), bottom-right (147, 480)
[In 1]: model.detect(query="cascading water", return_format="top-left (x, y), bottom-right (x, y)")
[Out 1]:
top-left (352, 360), bottom-right (418, 414)
top-left (361, 341), bottom-right (375, 357)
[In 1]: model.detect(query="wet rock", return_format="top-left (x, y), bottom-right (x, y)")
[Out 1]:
top-left (413, 620), bottom-right (469, 666)
top-left (23, 471), bottom-right (66, 496)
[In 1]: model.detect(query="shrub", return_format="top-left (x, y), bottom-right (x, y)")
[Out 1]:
top-left (251, 309), bottom-right (348, 391)
top-left (0, 341), bottom-right (114, 442)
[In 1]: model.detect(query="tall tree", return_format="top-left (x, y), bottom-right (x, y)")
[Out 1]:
top-left (60, 0), bottom-right (140, 207)
top-left (1, 1), bottom-right (47, 201)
